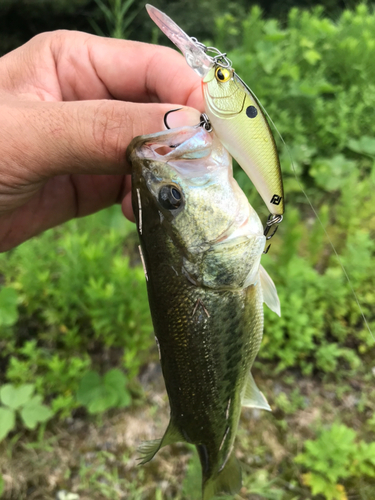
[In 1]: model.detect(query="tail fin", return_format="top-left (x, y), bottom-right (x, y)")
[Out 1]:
top-left (202, 452), bottom-right (242, 500)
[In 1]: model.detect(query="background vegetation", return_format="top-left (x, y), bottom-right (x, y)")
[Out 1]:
top-left (0, 0), bottom-right (363, 56)
top-left (0, 1), bottom-right (375, 499)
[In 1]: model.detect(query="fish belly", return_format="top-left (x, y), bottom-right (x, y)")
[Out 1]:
top-left (145, 245), bottom-right (264, 479)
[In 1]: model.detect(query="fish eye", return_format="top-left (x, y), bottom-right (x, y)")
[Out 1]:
top-left (158, 185), bottom-right (183, 210)
top-left (215, 67), bottom-right (231, 83)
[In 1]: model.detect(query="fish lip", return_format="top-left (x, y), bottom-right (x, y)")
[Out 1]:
top-left (133, 126), bottom-right (212, 163)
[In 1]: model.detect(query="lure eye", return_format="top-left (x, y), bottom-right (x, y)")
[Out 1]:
top-left (215, 67), bottom-right (231, 82)
top-left (158, 185), bottom-right (183, 210)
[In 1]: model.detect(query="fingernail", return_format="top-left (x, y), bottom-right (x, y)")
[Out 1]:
top-left (164, 107), bottom-right (201, 129)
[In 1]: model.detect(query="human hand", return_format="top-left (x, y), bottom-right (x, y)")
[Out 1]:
top-left (0, 30), bottom-right (203, 252)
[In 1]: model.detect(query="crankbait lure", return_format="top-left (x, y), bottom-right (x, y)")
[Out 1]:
top-left (146, 4), bottom-right (284, 246)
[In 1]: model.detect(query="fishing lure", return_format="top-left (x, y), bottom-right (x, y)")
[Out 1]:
top-left (146, 4), bottom-right (284, 247)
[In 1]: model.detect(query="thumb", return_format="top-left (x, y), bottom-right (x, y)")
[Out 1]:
top-left (2, 99), bottom-right (202, 181)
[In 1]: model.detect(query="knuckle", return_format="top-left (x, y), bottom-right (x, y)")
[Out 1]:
top-left (31, 30), bottom-right (90, 59)
top-left (28, 30), bottom-right (62, 50)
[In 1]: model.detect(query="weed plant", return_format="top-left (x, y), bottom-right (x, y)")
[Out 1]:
top-left (0, 207), bottom-right (153, 420)
top-left (220, 3), bottom-right (375, 375)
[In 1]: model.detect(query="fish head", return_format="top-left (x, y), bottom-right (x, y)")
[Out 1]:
top-left (128, 126), bottom-right (265, 288)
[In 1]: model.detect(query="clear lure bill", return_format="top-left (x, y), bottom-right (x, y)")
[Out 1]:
top-left (146, 4), bottom-right (284, 241)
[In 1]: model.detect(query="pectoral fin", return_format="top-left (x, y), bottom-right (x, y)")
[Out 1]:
top-left (243, 255), bottom-right (262, 288)
top-left (242, 372), bottom-right (271, 411)
top-left (259, 265), bottom-right (281, 316)
top-left (138, 420), bottom-right (183, 464)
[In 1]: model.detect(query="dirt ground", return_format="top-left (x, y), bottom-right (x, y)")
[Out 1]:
top-left (0, 360), bottom-right (373, 500)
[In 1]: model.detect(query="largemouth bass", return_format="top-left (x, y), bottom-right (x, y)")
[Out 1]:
top-left (127, 125), bottom-right (280, 500)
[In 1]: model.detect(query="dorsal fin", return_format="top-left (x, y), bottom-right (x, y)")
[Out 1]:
top-left (259, 265), bottom-right (281, 316)
top-left (242, 372), bottom-right (271, 411)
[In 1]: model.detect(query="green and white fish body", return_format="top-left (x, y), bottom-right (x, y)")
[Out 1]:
top-left (127, 126), bottom-right (280, 500)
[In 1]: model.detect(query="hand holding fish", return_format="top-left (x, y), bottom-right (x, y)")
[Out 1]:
top-left (0, 30), bottom-right (202, 252)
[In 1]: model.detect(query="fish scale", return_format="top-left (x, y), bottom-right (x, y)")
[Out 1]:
top-left (145, 239), bottom-right (263, 463)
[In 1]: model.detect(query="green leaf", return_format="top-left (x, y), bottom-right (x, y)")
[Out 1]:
top-left (348, 136), bottom-right (375, 157)
top-left (0, 473), bottom-right (4, 496)
top-left (0, 384), bottom-right (35, 410)
top-left (20, 395), bottom-right (53, 430)
top-left (103, 368), bottom-right (127, 387)
top-left (76, 371), bottom-right (102, 406)
top-left (309, 155), bottom-right (356, 191)
top-left (77, 370), bottom-right (118, 414)
top-left (104, 369), bottom-right (131, 408)
top-left (116, 388), bottom-right (131, 408)
top-left (87, 387), bottom-right (118, 414)
top-left (303, 49), bottom-right (321, 65)
top-left (77, 369), bottom-right (131, 414)
top-left (0, 407), bottom-right (16, 441)
top-left (0, 287), bottom-right (18, 327)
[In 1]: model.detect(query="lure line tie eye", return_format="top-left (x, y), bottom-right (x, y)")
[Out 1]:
top-left (199, 113), bottom-right (212, 132)
top-left (189, 37), bottom-right (232, 68)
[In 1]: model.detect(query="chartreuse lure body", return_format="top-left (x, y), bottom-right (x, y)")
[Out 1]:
top-left (127, 125), bottom-right (280, 500)
top-left (146, 4), bottom-right (284, 227)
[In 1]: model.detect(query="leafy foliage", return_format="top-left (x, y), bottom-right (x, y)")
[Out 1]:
top-left (0, 287), bottom-right (18, 327)
top-left (214, 3), bottom-right (375, 374)
top-left (90, 0), bottom-right (140, 39)
top-left (77, 369), bottom-right (131, 414)
top-left (0, 207), bottom-right (153, 417)
top-left (295, 423), bottom-right (375, 499)
top-left (0, 383), bottom-right (53, 441)
top-left (0, 0), bottom-right (362, 57)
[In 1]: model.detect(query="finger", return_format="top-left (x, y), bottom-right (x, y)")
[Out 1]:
top-left (0, 32), bottom-right (204, 109)
top-left (122, 191), bottom-right (134, 223)
top-left (50, 33), bottom-right (204, 110)
top-left (0, 100), bottom-right (202, 186)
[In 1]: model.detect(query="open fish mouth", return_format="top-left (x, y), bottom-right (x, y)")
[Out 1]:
top-left (133, 126), bottom-right (212, 162)
top-left (129, 125), bottom-right (231, 181)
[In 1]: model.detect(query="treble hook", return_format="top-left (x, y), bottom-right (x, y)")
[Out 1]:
top-left (263, 214), bottom-right (283, 254)
top-left (163, 108), bottom-right (182, 130)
